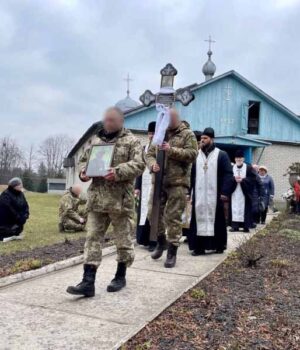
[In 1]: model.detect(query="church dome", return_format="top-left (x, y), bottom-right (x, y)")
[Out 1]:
top-left (202, 50), bottom-right (216, 81)
top-left (115, 95), bottom-right (140, 112)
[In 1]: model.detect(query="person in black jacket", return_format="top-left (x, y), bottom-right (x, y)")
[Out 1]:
top-left (251, 164), bottom-right (266, 227)
top-left (0, 177), bottom-right (29, 242)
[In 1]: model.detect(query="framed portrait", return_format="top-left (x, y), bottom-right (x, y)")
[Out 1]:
top-left (86, 144), bottom-right (115, 177)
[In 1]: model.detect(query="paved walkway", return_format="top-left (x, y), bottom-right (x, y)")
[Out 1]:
top-left (0, 220), bottom-right (272, 350)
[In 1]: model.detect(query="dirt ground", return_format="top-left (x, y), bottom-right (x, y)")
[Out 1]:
top-left (0, 235), bottom-right (114, 278)
top-left (123, 214), bottom-right (300, 350)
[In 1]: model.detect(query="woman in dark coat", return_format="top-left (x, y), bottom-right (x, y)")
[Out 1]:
top-left (258, 166), bottom-right (275, 224)
top-left (251, 164), bottom-right (266, 227)
top-left (0, 177), bottom-right (29, 241)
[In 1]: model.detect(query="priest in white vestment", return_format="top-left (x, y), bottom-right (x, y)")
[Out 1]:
top-left (230, 150), bottom-right (257, 233)
top-left (135, 121), bottom-right (156, 251)
top-left (187, 128), bottom-right (234, 255)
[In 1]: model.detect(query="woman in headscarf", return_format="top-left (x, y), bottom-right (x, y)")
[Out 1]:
top-left (0, 177), bottom-right (29, 242)
top-left (258, 166), bottom-right (275, 224)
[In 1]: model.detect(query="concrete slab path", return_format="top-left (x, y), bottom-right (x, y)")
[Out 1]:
top-left (0, 220), bottom-right (272, 350)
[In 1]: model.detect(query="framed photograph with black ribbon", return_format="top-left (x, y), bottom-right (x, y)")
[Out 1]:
top-left (86, 144), bottom-right (115, 177)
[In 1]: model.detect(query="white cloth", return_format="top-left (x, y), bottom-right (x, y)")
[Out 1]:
top-left (195, 148), bottom-right (220, 236)
top-left (139, 143), bottom-right (152, 225)
top-left (152, 104), bottom-right (170, 146)
top-left (231, 163), bottom-right (247, 222)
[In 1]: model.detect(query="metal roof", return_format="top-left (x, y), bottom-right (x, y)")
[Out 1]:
top-left (124, 70), bottom-right (300, 125)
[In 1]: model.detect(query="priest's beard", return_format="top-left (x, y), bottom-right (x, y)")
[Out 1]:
top-left (202, 142), bottom-right (215, 156)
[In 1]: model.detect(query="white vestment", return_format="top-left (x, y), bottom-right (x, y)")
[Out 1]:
top-left (195, 148), bottom-right (220, 236)
top-left (231, 163), bottom-right (247, 222)
top-left (139, 144), bottom-right (152, 226)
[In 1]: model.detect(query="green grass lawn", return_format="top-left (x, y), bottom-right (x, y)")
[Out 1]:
top-left (0, 192), bottom-right (86, 256)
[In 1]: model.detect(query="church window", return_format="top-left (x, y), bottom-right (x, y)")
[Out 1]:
top-left (247, 101), bottom-right (260, 134)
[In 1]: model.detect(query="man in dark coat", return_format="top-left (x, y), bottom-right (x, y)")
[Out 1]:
top-left (0, 178), bottom-right (29, 242)
top-left (187, 128), bottom-right (234, 255)
top-left (135, 121), bottom-right (156, 251)
top-left (230, 150), bottom-right (257, 232)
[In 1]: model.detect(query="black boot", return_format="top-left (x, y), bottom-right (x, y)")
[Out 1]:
top-left (191, 249), bottom-right (205, 256)
top-left (66, 264), bottom-right (96, 297)
top-left (107, 262), bottom-right (127, 292)
top-left (151, 235), bottom-right (167, 260)
top-left (148, 241), bottom-right (157, 252)
top-left (164, 243), bottom-right (178, 268)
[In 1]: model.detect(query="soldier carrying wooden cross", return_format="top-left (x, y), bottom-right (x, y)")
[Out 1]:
top-left (140, 63), bottom-right (198, 268)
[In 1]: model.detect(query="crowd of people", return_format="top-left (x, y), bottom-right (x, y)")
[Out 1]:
top-left (0, 106), bottom-right (298, 299)
top-left (65, 106), bottom-right (283, 298)
top-left (135, 121), bottom-right (278, 258)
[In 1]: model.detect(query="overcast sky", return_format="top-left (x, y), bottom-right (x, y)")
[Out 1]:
top-left (0, 0), bottom-right (299, 150)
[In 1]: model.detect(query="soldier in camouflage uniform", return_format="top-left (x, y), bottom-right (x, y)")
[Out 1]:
top-left (67, 107), bottom-right (145, 297)
top-left (146, 109), bottom-right (198, 268)
top-left (59, 185), bottom-right (86, 232)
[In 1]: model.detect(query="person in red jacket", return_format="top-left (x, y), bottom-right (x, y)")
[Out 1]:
top-left (294, 176), bottom-right (300, 214)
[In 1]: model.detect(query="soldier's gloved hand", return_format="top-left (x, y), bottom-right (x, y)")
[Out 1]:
top-left (80, 168), bottom-right (91, 182)
top-left (104, 168), bottom-right (116, 181)
top-left (152, 163), bottom-right (160, 173)
top-left (134, 189), bottom-right (141, 197)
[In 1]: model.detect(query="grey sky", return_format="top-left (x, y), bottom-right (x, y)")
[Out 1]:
top-left (0, 0), bottom-right (299, 150)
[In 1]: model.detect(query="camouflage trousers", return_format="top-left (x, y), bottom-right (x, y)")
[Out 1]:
top-left (61, 208), bottom-right (87, 232)
top-left (62, 218), bottom-right (85, 232)
top-left (148, 185), bottom-right (187, 246)
top-left (84, 211), bottom-right (135, 267)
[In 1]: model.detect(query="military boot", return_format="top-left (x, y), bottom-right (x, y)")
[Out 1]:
top-left (151, 235), bottom-right (167, 260)
top-left (66, 264), bottom-right (97, 297)
top-left (164, 243), bottom-right (178, 268)
top-left (107, 262), bottom-right (127, 292)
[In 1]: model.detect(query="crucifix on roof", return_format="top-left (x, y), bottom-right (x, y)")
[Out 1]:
top-left (124, 73), bottom-right (133, 97)
top-left (204, 35), bottom-right (216, 51)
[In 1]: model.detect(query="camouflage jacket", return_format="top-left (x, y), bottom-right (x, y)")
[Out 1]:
top-left (146, 121), bottom-right (198, 188)
top-left (79, 128), bottom-right (145, 213)
top-left (59, 189), bottom-right (82, 223)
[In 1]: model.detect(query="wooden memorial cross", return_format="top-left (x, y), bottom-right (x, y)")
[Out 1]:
top-left (139, 63), bottom-right (195, 241)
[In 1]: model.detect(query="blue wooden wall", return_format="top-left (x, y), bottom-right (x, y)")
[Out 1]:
top-left (125, 72), bottom-right (300, 144)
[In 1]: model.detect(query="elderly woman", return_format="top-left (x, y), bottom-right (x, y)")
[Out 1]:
top-left (258, 166), bottom-right (275, 224)
top-left (0, 178), bottom-right (29, 242)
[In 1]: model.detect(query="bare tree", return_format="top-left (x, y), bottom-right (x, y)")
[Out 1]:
top-left (39, 134), bottom-right (74, 178)
top-left (24, 144), bottom-right (36, 171)
top-left (0, 136), bottom-right (23, 175)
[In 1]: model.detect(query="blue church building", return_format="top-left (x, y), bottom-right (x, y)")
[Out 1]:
top-left (122, 52), bottom-right (300, 199)
top-left (65, 49), bottom-right (300, 201)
